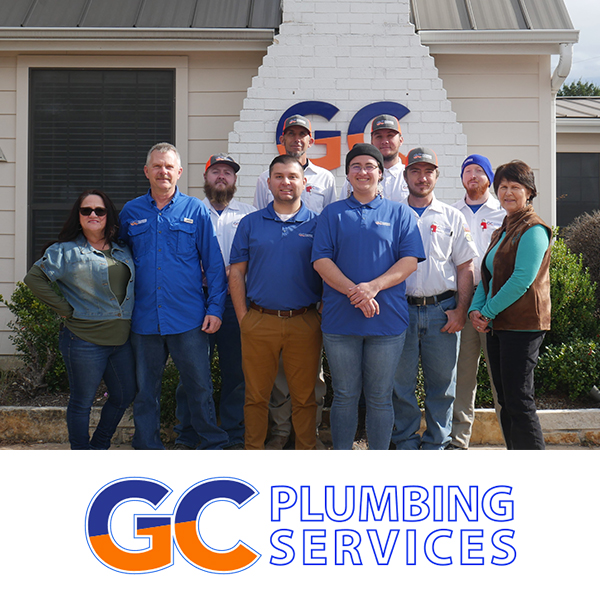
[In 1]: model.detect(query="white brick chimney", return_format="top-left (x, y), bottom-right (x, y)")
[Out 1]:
top-left (229, 0), bottom-right (467, 204)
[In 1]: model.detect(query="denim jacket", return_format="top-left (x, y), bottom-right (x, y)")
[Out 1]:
top-left (36, 236), bottom-right (134, 320)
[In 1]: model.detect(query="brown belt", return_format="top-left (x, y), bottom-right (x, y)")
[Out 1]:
top-left (249, 301), bottom-right (315, 318)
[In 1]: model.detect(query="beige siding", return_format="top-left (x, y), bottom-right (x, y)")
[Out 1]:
top-left (187, 51), bottom-right (264, 199)
top-left (432, 53), bottom-right (556, 224)
top-left (557, 132), bottom-right (600, 153)
top-left (0, 57), bottom-right (17, 354)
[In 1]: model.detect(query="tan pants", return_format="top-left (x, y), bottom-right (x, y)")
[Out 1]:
top-left (451, 319), bottom-right (501, 448)
top-left (241, 307), bottom-right (322, 450)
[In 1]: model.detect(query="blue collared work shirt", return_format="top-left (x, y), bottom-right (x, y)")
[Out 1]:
top-left (119, 187), bottom-right (227, 335)
top-left (229, 202), bottom-right (322, 311)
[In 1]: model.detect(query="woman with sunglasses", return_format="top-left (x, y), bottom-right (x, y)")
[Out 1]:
top-left (24, 190), bottom-right (135, 449)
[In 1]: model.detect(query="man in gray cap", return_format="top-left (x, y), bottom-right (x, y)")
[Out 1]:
top-left (339, 114), bottom-right (409, 202)
top-left (174, 153), bottom-right (255, 450)
top-left (254, 115), bottom-right (336, 449)
top-left (449, 154), bottom-right (505, 449)
top-left (392, 147), bottom-right (478, 450)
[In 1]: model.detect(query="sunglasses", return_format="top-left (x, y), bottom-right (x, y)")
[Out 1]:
top-left (79, 206), bottom-right (107, 217)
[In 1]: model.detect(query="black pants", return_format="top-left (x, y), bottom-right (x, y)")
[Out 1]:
top-left (486, 330), bottom-right (546, 450)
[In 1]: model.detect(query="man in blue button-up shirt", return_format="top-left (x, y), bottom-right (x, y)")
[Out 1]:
top-left (119, 143), bottom-right (228, 450)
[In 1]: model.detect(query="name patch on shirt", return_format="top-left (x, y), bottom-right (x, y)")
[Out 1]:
top-left (375, 221), bottom-right (391, 227)
top-left (130, 219), bottom-right (147, 226)
top-left (298, 233), bottom-right (314, 238)
top-left (430, 223), bottom-right (451, 236)
top-left (183, 217), bottom-right (194, 224)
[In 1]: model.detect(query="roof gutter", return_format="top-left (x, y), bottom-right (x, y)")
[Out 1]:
top-left (551, 42), bottom-right (574, 95)
top-left (418, 29), bottom-right (579, 54)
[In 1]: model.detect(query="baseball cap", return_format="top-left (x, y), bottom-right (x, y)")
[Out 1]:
top-left (204, 154), bottom-right (240, 174)
top-left (406, 147), bottom-right (438, 168)
top-left (345, 143), bottom-right (384, 174)
top-left (461, 154), bottom-right (494, 185)
top-left (371, 114), bottom-right (401, 134)
top-left (283, 114), bottom-right (312, 134)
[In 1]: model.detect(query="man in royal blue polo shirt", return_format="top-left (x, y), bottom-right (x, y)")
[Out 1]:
top-left (229, 155), bottom-right (323, 450)
top-left (119, 142), bottom-right (228, 450)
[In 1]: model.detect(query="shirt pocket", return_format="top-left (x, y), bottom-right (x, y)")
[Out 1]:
top-left (428, 224), bottom-right (453, 261)
top-left (168, 220), bottom-right (197, 256)
top-left (127, 221), bottom-right (152, 260)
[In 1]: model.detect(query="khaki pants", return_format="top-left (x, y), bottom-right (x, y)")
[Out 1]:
top-left (241, 307), bottom-right (322, 450)
top-left (451, 319), bottom-right (500, 448)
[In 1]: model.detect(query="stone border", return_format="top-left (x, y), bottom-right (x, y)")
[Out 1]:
top-left (1, 406), bottom-right (600, 447)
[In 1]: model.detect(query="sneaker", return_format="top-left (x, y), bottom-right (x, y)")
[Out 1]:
top-left (265, 435), bottom-right (289, 450)
top-left (445, 443), bottom-right (467, 450)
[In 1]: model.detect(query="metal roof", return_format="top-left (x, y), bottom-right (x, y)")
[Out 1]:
top-left (556, 98), bottom-right (600, 119)
top-left (410, 0), bottom-right (574, 31)
top-left (0, 0), bottom-right (282, 29)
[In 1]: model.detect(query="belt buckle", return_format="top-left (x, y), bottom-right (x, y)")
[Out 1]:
top-left (277, 309), bottom-right (292, 318)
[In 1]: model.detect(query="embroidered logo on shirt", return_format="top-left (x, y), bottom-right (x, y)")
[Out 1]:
top-left (375, 221), bottom-right (391, 226)
top-left (298, 233), bottom-right (314, 238)
top-left (306, 185), bottom-right (313, 193)
top-left (481, 219), bottom-right (489, 230)
top-left (130, 219), bottom-right (147, 226)
top-left (183, 218), bottom-right (194, 224)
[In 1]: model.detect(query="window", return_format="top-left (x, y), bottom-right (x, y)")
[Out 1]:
top-left (557, 153), bottom-right (600, 227)
top-left (28, 69), bottom-right (175, 262)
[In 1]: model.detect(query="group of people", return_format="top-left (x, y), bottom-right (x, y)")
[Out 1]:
top-left (24, 112), bottom-right (552, 451)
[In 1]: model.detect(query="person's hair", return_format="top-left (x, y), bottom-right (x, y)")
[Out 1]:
top-left (146, 142), bottom-right (181, 168)
top-left (56, 189), bottom-right (120, 245)
top-left (268, 154), bottom-right (303, 176)
top-left (493, 160), bottom-right (537, 202)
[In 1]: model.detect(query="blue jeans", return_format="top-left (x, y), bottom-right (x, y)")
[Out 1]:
top-left (131, 326), bottom-right (228, 450)
top-left (392, 297), bottom-right (460, 450)
top-left (324, 332), bottom-right (406, 450)
top-left (174, 296), bottom-right (245, 448)
top-left (59, 327), bottom-right (135, 450)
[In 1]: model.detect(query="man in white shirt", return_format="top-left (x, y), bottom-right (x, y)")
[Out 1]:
top-left (392, 148), bottom-right (478, 450)
top-left (254, 115), bottom-right (335, 449)
top-left (339, 114), bottom-right (409, 202)
top-left (175, 154), bottom-right (255, 450)
top-left (449, 154), bottom-right (505, 449)
top-left (254, 114), bottom-right (337, 213)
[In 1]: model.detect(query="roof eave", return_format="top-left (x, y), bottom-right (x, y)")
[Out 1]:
top-left (418, 29), bottom-right (580, 55)
top-left (0, 26), bottom-right (276, 51)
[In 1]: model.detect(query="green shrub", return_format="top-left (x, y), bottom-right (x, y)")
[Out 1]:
top-left (0, 282), bottom-right (67, 394)
top-left (563, 212), bottom-right (600, 307)
top-left (546, 235), bottom-right (600, 347)
top-left (535, 339), bottom-right (599, 400)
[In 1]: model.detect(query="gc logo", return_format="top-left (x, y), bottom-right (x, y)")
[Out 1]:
top-left (86, 477), bottom-right (260, 574)
top-left (276, 101), bottom-right (410, 170)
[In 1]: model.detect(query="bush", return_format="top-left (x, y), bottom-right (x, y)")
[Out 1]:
top-left (563, 211), bottom-right (600, 307)
top-left (535, 339), bottom-right (600, 400)
top-left (0, 282), bottom-right (67, 394)
top-left (546, 235), bottom-right (600, 347)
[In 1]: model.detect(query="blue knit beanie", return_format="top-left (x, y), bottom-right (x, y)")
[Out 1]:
top-left (461, 154), bottom-right (494, 185)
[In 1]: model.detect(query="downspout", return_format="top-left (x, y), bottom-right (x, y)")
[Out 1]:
top-left (551, 42), bottom-right (574, 95)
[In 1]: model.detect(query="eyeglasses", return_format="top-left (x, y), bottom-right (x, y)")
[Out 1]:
top-left (79, 207), bottom-right (107, 217)
top-left (349, 164), bottom-right (379, 173)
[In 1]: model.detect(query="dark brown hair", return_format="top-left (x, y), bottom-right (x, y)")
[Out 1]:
top-left (57, 189), bottom-right (120, 245)
top-left (493, 160), bottom-right (537, 202)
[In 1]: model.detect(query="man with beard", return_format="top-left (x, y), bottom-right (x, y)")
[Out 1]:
top-left (339, 114), bottom-right (409, 202)
top-left (448, 154), bottom-right (505, 449)
top-left (173, 154), bottom-right (255, 450)
top-left (230, 155), bottom-right (323, 449)
top-left (254, 115), bottom-right (336, 449)
top-left (392, 148), bottom-right (478, 450)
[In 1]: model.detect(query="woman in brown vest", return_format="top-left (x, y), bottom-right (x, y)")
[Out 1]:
top-left (468, 161), bottom-right (551, 449)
